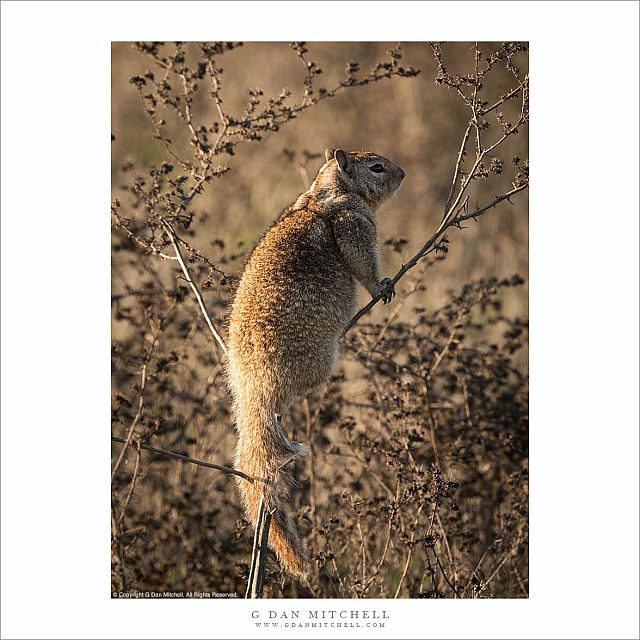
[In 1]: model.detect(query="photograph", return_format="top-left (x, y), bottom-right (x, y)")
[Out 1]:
top-left (2, 2), bottom-right (638, 639)
top-left (111, 40), bottom-right (529, 599)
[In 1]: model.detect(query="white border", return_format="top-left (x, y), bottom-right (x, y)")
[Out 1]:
top-left (1, 2), bottom-right (638, 639)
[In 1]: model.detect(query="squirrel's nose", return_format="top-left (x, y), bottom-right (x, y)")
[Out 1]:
top-left (398, 168), bottom-right (405, 180)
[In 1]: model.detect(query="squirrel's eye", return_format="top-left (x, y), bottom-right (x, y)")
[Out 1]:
top-left (370, 164), bottom-right (385, 173)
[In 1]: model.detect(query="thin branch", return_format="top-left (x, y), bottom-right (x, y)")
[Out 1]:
top-left (111, 335), bottom-right (156, 482)
top-left (472, 42), bottom-right (482, 155)
top-left (303, 398), bottom-right (317, 515)
top-left (481, 79), bottom-right (528, 116)
top-left (111, 209), bottom-right (178, 261)
top-left (360, 517), bottom-right (393, 595)
top-left (463, 544), bottom-right (491, 595)
top-left (359, 478), bottom-right (400, 596)
top-left (330, 555), bottom-right (348, 597)
top-left (435, 511), bottom-right (459, 591)
top-left (423, 387), bottom-right (441, 469)
top-left (393, 503), bottom-right (424, 598)
top-left (455, 183), bottom-right (527, 223)
top-left (357, 518), bottom-right (368, 590)
top-left (111, 503), bottom-right (128, 591)
top-left (160, 218), bottom-right (229, 358)
top-left (116, 444), bottom-right (142, 528)
top-left (483, 541), bottom-right (522, 589)
top-left (246, 496), bottom-right (274, 598)
top-left (432, 544), bottom-right (462, 598)
top-left (111, 435), bottom-right (256, 483)
top-left (443, 122), bottom-right (472, 219)
top-left (426, 312), bottom-right (463, 381)
top-left (222, 55), bottom-right (418, 137)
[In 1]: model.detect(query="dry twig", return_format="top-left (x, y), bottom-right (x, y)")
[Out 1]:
top-left (345, 43), bottom-right (529, 334)
top-left (246, 496), bottom-right (274, 599)
top-left (111, 435), bottom-right (255, 483)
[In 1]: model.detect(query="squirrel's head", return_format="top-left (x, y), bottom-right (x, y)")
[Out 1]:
top-left (316, 149), bottom-right (405, 210)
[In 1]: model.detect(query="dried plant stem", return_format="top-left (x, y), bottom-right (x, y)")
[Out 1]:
top-left (116, 444), bottom-right (142, 528)
top-left (483, 541), bottom-right (521, 588)
top-left (366, 302), bottom-right (403, 352)
top-left (111, 358), bottom-right (153, 482)
top-left (111, 209), bottom-right (178, 261)
top-left (111, 504), bottom-right (128, 591)
top-left (357, 518), bottom-right (368, 588)
top-left (436, 512), bottom-right (458, 589)
top-left (513, 565), bottom-right (528, 597)
top-left (160, 218), bottom-right (229, 358)
top-left (246, 496), bottom-right (274, 598)
top-left (423, 388), bottom-right (441, 469)
top-left (360, 518), bottom-right (393, 595)
top-left (427, 313), bottom-right (462, 381)
top-left (432, 544), bottom-right (462, 598)
top-left (393, 504), bottom-right (424, 598)
top-left (111, 435), bottom-right (254, 483)
top-left (303, 398), bottom-right (317, 516)
top-left (443, 122), bottom-right (472, 216)
top-left (463, 545), bottom-right (491, 595)
top-left (330, 556), bottom-right (348, 597)
top-left (393, 550), bottom-right (413, 599)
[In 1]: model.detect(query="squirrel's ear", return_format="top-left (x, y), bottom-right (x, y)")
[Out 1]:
top-left (325, 148), bottom-right (334, 163)
top-left (334, 149), bottom-right (349, 171)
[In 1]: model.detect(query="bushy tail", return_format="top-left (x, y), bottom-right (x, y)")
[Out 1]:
top-left (233, 393), bottom-right (308, 579)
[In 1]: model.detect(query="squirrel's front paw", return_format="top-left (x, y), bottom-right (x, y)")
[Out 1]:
top-left (374, 278), bottom-right (395, 304)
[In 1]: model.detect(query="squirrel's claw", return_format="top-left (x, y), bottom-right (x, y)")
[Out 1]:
top-left (377, 278), bottom-right (395, 304)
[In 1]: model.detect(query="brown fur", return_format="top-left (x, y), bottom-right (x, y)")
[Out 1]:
top-left (227, 149), bottom-right (405, 578)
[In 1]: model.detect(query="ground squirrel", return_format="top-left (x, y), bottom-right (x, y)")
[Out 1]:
top-left (227, 149), bottom-right (405, 578)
